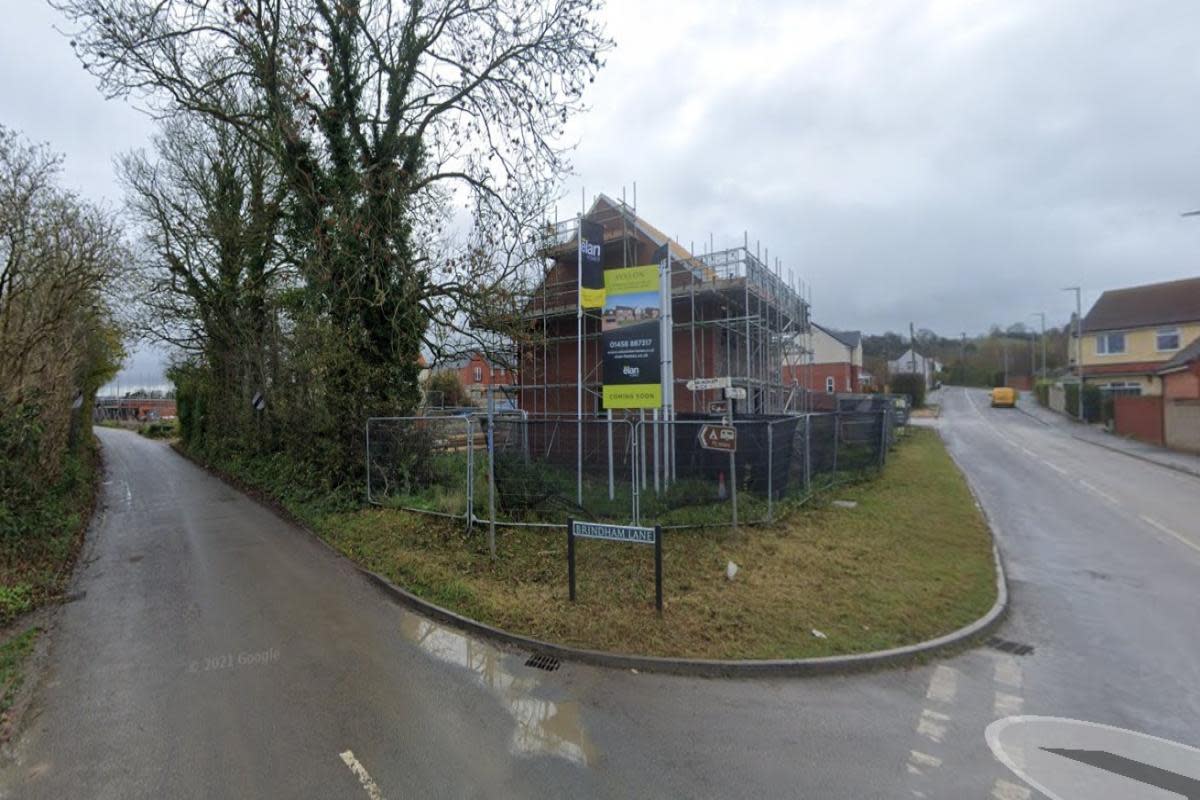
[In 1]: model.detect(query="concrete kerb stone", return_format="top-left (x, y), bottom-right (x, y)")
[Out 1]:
top-left (172, 440), bottom-right (1011, 679)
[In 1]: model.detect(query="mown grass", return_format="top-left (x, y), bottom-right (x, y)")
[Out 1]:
top-left (282, 427), bottom-right (995, 660)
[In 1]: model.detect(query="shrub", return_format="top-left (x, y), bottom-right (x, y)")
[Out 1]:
top-left (1034, 380), bottom-right (1051, 407)
top-left (890, 373), bottom-right (926, 409)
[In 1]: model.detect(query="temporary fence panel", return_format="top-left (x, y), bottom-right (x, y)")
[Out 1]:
top-left (366, 416), bottom-right (475, 521)
top-left (366, 408), bottom-right (891, 533)
top-left (484, 417), bottom-right (637, 527)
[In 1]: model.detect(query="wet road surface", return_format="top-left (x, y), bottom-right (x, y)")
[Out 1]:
top-left (2, 394), bottom-right (1198, 798)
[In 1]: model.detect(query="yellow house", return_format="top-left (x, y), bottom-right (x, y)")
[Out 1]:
top-left (1073, 276), bottom-right (1200, 396)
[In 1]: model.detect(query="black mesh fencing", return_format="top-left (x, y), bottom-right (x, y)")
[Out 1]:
top-left (367, 404), bottom-right (900, 530)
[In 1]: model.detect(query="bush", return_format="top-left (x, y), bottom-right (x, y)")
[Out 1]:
top-left (1063, 383), bottom-right (1104, 422)
top-left (1034, 380), bottom-right (1051, 407)
top-left (890, 373), bottom-right (926, 409)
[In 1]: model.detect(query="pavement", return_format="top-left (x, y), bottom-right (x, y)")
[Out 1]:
top-left (1014, 391), bottom-right (1200, 478)
top-left (3, 400), bottom-right (1199, 798)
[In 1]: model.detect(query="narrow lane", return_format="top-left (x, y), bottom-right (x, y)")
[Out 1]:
top-left (3, 404), bottom-right (1198, 798)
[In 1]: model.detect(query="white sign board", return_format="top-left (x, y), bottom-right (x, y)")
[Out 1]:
top-left (687, 377), bottom-right (731, 391)
top-left (725, 387), bottom-right (747, 400)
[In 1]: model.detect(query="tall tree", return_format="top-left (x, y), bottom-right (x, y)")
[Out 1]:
top-left (59, 0), bottom-right (609, 475)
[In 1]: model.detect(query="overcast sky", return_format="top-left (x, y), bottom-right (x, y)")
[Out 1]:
top-left (5, 0), bottom-right (1200, 387)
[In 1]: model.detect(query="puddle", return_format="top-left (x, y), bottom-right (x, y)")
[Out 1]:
top-left (398, 613), bottom-right (597, 766)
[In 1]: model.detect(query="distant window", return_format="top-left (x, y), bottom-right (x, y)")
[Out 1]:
top-left (1156, 327), bottom-right (1180, 351)
top-left (825, 377), bottom-right (835, 393)
top-left (1099, 381), bottom-right (1141, 397)
top-left (1095, 332), bottom-right (1125, 355)
top-left (473, 367), bottom-right (483, 382)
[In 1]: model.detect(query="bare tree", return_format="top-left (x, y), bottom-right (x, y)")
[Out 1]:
top-left (58, 0), bottom-right (609, 473)
top-left (0, 126), bottom-right (125, 485)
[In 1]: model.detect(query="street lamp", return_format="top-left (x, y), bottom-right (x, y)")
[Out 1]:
top-left (1030, 312), bottom-right (1047, 379)
top-left (1062, 287), bottom-right (1082, 420)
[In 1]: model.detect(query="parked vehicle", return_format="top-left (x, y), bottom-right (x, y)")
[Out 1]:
top-left (990, 387), bottom-right (1017, 408)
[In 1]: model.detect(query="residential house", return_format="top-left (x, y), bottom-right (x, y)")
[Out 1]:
top-left (440, 352), bottom-right (513, 405)
top-left (784, 324), bottom-right (871, 393)
top-left (516, 194), bottom-right (809, 416)
top-left (1073, 276), bottom-right (1200, 396)
top-left (887, 348), bottom-right (943, 389)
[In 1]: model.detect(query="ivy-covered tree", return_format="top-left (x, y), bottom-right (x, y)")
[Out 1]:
top-left (58, 0), bottom-right (610, 478)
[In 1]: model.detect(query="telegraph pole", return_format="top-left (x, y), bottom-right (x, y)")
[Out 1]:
top-left (959, 332), bottom-right (966, 385)
top-left (1062, 287), bottom-right (1083, 420)
top-left (1031, 312), bottom-right (1047, 379)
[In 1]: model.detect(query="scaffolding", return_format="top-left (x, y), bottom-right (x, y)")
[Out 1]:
top-left (515, 192), bottom-right (813, 419)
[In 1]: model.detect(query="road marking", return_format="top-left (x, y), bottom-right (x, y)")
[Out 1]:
top-left (1041, 460), bottom-right (1068, 475)
top-left (991, 778), bottom-right (1032, 800)
top-left (1139, 515), bottom-right (1200, 556)
top-left (993, 656), bottom-right (1023, 690)
top-left (339, 750), bottom-right (385, 800)
top-left (909, 750), bottom-right (942, 769)
top-left (994, 692), bottom-right (1024, 717)
top-left (1077, 479), bottom-right (1118, 505)
top-left (925, 666), bottom-right (958, 704)
top-left (917, 709), bottom-right (949, 743)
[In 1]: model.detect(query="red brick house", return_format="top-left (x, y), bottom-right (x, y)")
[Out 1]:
top-left (517, 195), bottom-right (808, 416)
top-left (783, 324), bottom-right (870, 394)
top-left (447, 352), bottom-right (513, 405)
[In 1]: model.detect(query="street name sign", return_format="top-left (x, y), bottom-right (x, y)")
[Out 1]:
top-left (567, 519), bottom-right (663, 613)
top-left (687, 377), bottom-right (731, 391)
top-left (572, 521), bottom-right (657, 544)
top-left (698, 424), bottom-right (737, 452)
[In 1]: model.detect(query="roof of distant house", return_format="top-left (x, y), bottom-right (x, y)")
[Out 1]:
top-left (1081, 276), bottom-right (1200, 333)
top-left (1158, 334), bottom-right (1200, 374)
top-left (812, 323), bottom-right (861, 349)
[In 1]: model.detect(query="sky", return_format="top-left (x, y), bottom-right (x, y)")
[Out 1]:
top-left (5, 0), bottom-right (1200, 388)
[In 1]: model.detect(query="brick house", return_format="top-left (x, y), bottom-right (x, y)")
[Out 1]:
top-left (783, 324), bottom-right (871, 394)
top-left (449, 352), bottom-right (513, 405)
top-left (517, 195), bottom-right (808, 417)
top-left (1072, 276), bottom-right (1200, 396)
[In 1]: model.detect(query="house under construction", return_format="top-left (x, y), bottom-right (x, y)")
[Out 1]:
top-left (517, 194), bottom-right (811, 417)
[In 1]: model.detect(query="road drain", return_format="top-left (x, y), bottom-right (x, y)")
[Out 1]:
top-left (524, 653), bottom-right (561, 672)
top-left (987, 636), bottom-right (1034, 656)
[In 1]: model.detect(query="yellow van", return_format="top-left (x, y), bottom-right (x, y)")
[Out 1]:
top-left (990, 387), bottom-right (1017, 408)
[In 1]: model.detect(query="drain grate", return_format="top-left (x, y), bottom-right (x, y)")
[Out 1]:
top-left (987, 636), bottom-right (1035, 656)
top-left (524, 653), bottom-right (561, 672)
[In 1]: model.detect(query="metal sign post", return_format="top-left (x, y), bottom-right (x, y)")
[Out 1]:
top-left (567, 519), bottom-right (663, 614)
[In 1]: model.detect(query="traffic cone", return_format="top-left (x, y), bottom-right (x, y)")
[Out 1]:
top-left (717, 471), bottom-right (727, 500)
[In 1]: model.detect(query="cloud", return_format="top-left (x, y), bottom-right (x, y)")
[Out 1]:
top-left (564, 0), bottom-right (1200, 334)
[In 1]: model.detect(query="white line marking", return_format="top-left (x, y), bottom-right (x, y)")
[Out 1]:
top-left (993, 656), bottom-right (1023, 690)
top-left (1077, 479), bottom-right (1118, 504)
top-left (993, 691), bottom-right (1024, 717)
top-left (925, 665), bottom-right (958, 704)
top-left (917, 709), bottom-right (948, 743)
top-left (909, 750), bottom-right (942, 769)
top-left (1040, 460), bottom-right (1068, 475)
top-left (340, 750), bottom-right (385, 800)
top-left (991, 778), bottom-right (1032, 800)
top-left (1139, 514), bottom-right (1200, 556)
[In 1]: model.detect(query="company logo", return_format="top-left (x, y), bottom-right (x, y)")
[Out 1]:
top-left (623, 365), bottom-right (640, 378)
top-left (581, 241), bottom-right (601, 259)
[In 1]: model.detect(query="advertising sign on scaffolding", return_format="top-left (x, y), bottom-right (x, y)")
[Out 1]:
top-left (601, 265), bottom-right (662, 408)
top-left (578, 218), bottom-right (605, 308)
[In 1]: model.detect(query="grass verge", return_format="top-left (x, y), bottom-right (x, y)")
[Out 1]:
top-left (193, 427), bottom-right (996, 660)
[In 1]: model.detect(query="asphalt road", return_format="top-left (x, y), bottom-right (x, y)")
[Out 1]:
top-left (2, 393), bottom-right (1198, 798)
